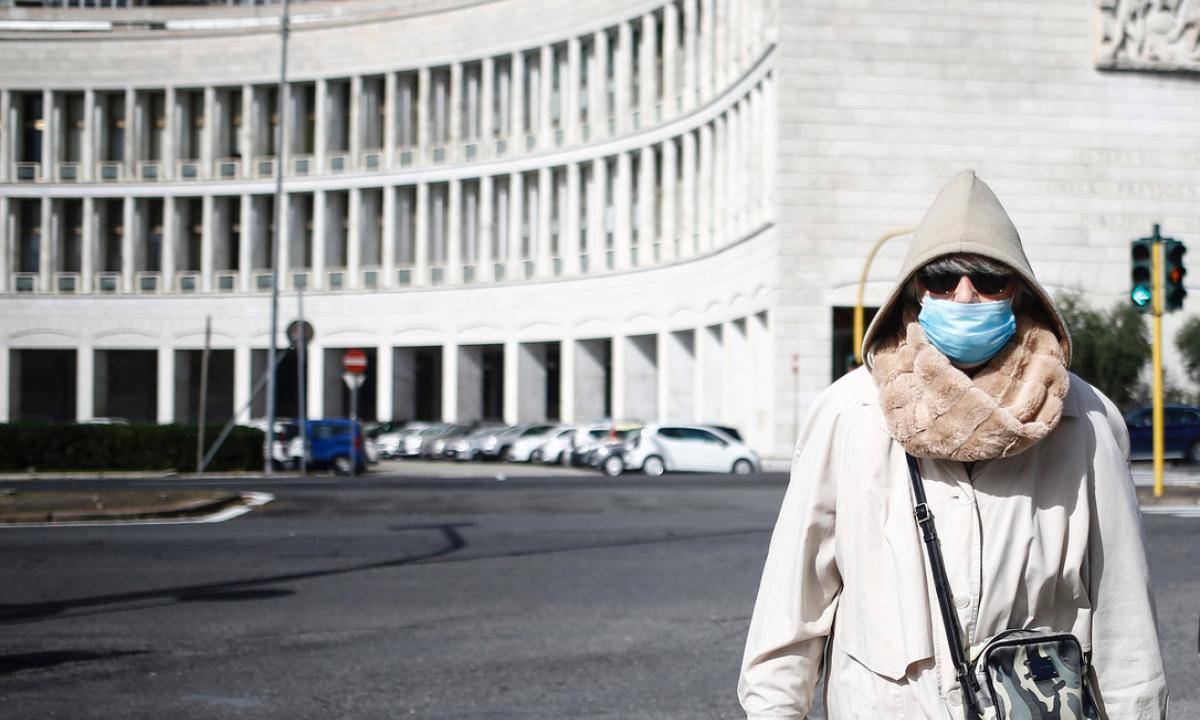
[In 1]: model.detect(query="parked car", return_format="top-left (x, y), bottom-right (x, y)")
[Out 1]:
top-left (505, 424), bottom-right (563, 462)
top-left (1125, 405), bottom-right (1200, 462)
top-left (419, 423), bottom-right (462, 457)
top-left (569, 423), bottom-right (642, 468)
top-left (589, 428), bottom-right (644, 476)
top-left (446, 423), bottom-right (507, 461)
top-left (375, 422), bottom-right (431, 459)
top-left (536, 426), bottom-right (579, 465)
top-left (475, 425), bottom-right (528, 461)
top-left (245, 418), bottom-right (298, 469)
top-left (287, 419), bottom-right (366, 475)
top-left (622, 424), bottom-right (760, 476)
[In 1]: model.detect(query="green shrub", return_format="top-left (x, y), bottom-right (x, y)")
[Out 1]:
top-left (1056, 292), bottom-right (1151, 410)
top-left (0, 423), bottom-right (264, 473)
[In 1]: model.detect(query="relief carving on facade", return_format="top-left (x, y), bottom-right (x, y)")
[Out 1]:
top-left (1096, 0), bottom-right (1200, 71)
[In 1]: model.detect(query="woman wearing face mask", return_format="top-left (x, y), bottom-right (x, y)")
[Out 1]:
top-left (738, 170), bottom-right (1167, 719)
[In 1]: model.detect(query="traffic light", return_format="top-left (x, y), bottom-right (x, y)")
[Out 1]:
top-left (1131, 238), bottom-right (1153, 311)
top-left (1163, 238), bottom-right (1187, 312)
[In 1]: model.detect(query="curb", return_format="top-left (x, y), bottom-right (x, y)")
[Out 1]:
top-left (0, 491), bottom-right (243, 525)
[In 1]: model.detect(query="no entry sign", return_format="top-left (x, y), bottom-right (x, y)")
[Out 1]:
top-left (342, 349), bottom-right (368, 374)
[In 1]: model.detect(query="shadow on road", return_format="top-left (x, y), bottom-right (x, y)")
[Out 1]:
top-left (0, 523), bottom-right (769, 627)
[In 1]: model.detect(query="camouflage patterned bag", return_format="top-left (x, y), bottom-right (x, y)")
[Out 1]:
top-left (972, 629), bottom-right (1100, 719)
top-left (905, 455), bottom-right (1101, 719)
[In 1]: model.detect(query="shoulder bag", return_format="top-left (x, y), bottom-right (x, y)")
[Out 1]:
top-left (905, 453), bottom-right (1100, 720)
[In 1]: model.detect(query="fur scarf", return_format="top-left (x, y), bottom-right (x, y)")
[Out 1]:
top-left (869, 314), bottom-right (1069, 462)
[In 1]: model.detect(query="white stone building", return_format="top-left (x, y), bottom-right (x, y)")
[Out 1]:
top-left (1, 0), bottom-right (1198, 459)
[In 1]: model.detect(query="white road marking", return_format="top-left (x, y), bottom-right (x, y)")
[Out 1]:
top-left (1140, 505), bottom-right (1200, 518)
top-left (0, 492), bottom-right (274, 528)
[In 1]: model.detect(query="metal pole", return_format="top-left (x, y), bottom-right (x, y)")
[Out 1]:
top-left (264, 0), bottom-right (291, 474)
top-left (196, 315), bottom-right (211, 473)
top-left (297, 286), bottom-right (308, 475)
top-left (853, 226), bottom-right (916, 365)
top-left (350, 380), bottom-right (359, 476)
top-left (1151, 228), bottom-right (1165, 499)
top-left (201, 348), bottom-right (290, 473)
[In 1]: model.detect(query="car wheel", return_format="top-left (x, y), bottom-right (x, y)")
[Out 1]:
top-left (642, 455), bottom-right (666, 476)
top-left (333, 455), bottom-right (353, 476)
top-left (602, 455), bottom-right (625, 477)
top-left (557, 451), bottom-right (568, 466)
top-left (530, 449), bottom-right (543, 463)
top-left (732, 459), bottom-right (754, 475)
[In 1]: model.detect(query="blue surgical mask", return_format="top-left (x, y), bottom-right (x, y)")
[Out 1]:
top-left (918, 297), bottom-right (1016, 366)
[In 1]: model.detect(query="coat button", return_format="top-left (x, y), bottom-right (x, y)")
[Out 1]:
top-left (955, 594), bottom-right (970, 609)
top-left (947, 687), bottom-right (962, 706)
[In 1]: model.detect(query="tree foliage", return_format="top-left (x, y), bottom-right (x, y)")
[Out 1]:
top-left (1055, 292), bottom-right (1150, 410)
top-left (1175, 315), bottom-right (1200, 388)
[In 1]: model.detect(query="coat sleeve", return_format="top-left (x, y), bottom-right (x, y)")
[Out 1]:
top-left (1086, 397), bottom-right (1169, 719)
top-left (738, 394), bottom-right (843, 720)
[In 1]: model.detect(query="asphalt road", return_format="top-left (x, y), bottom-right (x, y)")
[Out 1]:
top-left (0, 471), bottom-right (1195, 719)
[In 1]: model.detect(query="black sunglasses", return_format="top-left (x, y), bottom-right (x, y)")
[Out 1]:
top-left (918, 269), bottom-right (1013, 296)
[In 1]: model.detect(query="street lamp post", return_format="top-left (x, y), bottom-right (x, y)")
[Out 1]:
top-left (853, 227), bottom-right (915, 365)
top-left (264, 0), bottom-right (291, 474)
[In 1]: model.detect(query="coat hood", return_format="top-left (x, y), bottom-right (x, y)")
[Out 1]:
top-left (861, 169), bottom-right (1071, 367)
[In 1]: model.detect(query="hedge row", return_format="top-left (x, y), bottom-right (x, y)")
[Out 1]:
top-left (0, 423), bottom-right (265, 472)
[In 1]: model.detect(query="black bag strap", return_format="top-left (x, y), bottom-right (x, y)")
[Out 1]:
top-left (905, 453), bottom-right (983, 717)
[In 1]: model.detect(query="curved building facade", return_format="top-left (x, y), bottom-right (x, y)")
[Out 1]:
top-left (3, 0), bottom-right (1200, 459)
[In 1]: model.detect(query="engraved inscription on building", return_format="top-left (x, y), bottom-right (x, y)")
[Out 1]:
top-left (1096, 0), bottom-right (1200, 72)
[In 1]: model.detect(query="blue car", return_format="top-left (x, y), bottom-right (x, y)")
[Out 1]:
top-left (289, 419), bottom-right (367, 475)
top-left (1124, 405), bottom-right (1200, 463)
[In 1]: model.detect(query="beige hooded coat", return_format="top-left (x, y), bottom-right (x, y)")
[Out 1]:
top-left (738, 171), bottom-right (1168, 719)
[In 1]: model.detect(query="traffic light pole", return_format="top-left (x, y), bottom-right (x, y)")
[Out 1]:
top-left (1151, 238), bottom-right (1165, 499)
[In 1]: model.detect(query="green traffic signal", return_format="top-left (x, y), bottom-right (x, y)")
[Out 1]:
top-left (1131, 238), bottom-right (1153, 311)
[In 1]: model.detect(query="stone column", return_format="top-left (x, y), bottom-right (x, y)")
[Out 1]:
top-left (713, 114), bottom-right (726, 249)
top-left (201, 86), bottom-right (215, 179)
top-left (637, 146), bottom-right (655, 265)
top-left (449, 62), bottom-right (464, 155)
top-left (376, 340), bottom-right (393, 422)
top-left (121, 195), bottom-right (136, 294)
top-left (349, 75), bottom-right (363, 167)
top-left (39, 197), bottom-right (54, 293)
top-left (509, 51), bottom-right (524, 148)
top-left (314, 78), bottom-right (328, 172)
top-left (503, 339), bottom-right (519, 425)
top-left (0, 89), bottom-right (9, 184)
top-left (76, 344), bottom-right (94, 421)
top-left (663, 3), bottom-right (680, 115)
top-left (536, 167), bottom-right (552, 276)
top-left (384, 71), bottom-right (398, 166)
top-left (477, 175), bottom-right (494, 283)
top-left (559, 336), bottom-right (575, 423)
top-left (656, 332), bottom-right (670, 423)
top-left (163, 86), bottom-right (176, 180)
top-left (563, 162), bottom-right (581, 275)
top-left (446, 178), bottom-right (462, 284)
top-left (565, 38), bottom-right (581, 144)
top-left (698, 123), bottom-right (713, 252)
top-left (0, 196), bottom-right (7, 293)
top-left (610, 332), bottom-right (626, 420)
top-left (539, 45), bottom-right (554, 143)
top-left (307, 338), bottom-right (324, 419)
top-left (347, 187), bottom-right (362, 289)
top-left (124, 87), bottom-right (137, 179)
top-left (480, 57), bottom-right (494, 155)
top-left (591, 29), bottom-right (609, 135)
top-left (589, 157), bottom-right (606, 266)
top-left (157, 345), bottom-right (174, 424)
top-left (699, 0), bottom-right (714, 100)
top-left (381, 186), bottom-right (396, 288)
top-left (200, 196), bottom-right (216, 292)
top-left (441, 342), bottom-right (458, 422)
top-left (661, 140), bottom-right (677, 262)
top-left (640, 13), bottom-right (657, 123)
top-left (82, 88), bottom-right (96, 182)
top-left (238, 194), bottom-right (253, 292)
top-left (241, 85), bottom-right (254, 177)
top-left (161, 195), bottom-right (176, 293)
top-left (614, 151), bottom-right (632, 269)
top-left (615, 22), bottom-right (633, 133)
top-left (311, 190), bottom-right (326, 290)
top-left (80, 195), bottom-right (95, 293)
top-left (713, 0), bottom-right (727, 87)
top-left (414, 182), bottom-right (429, 286)
top-left (507, 171), bottom-right (523, 271)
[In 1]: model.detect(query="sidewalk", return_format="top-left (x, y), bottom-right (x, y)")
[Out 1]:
top-left (0, 489), bottom-right (244, 524)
